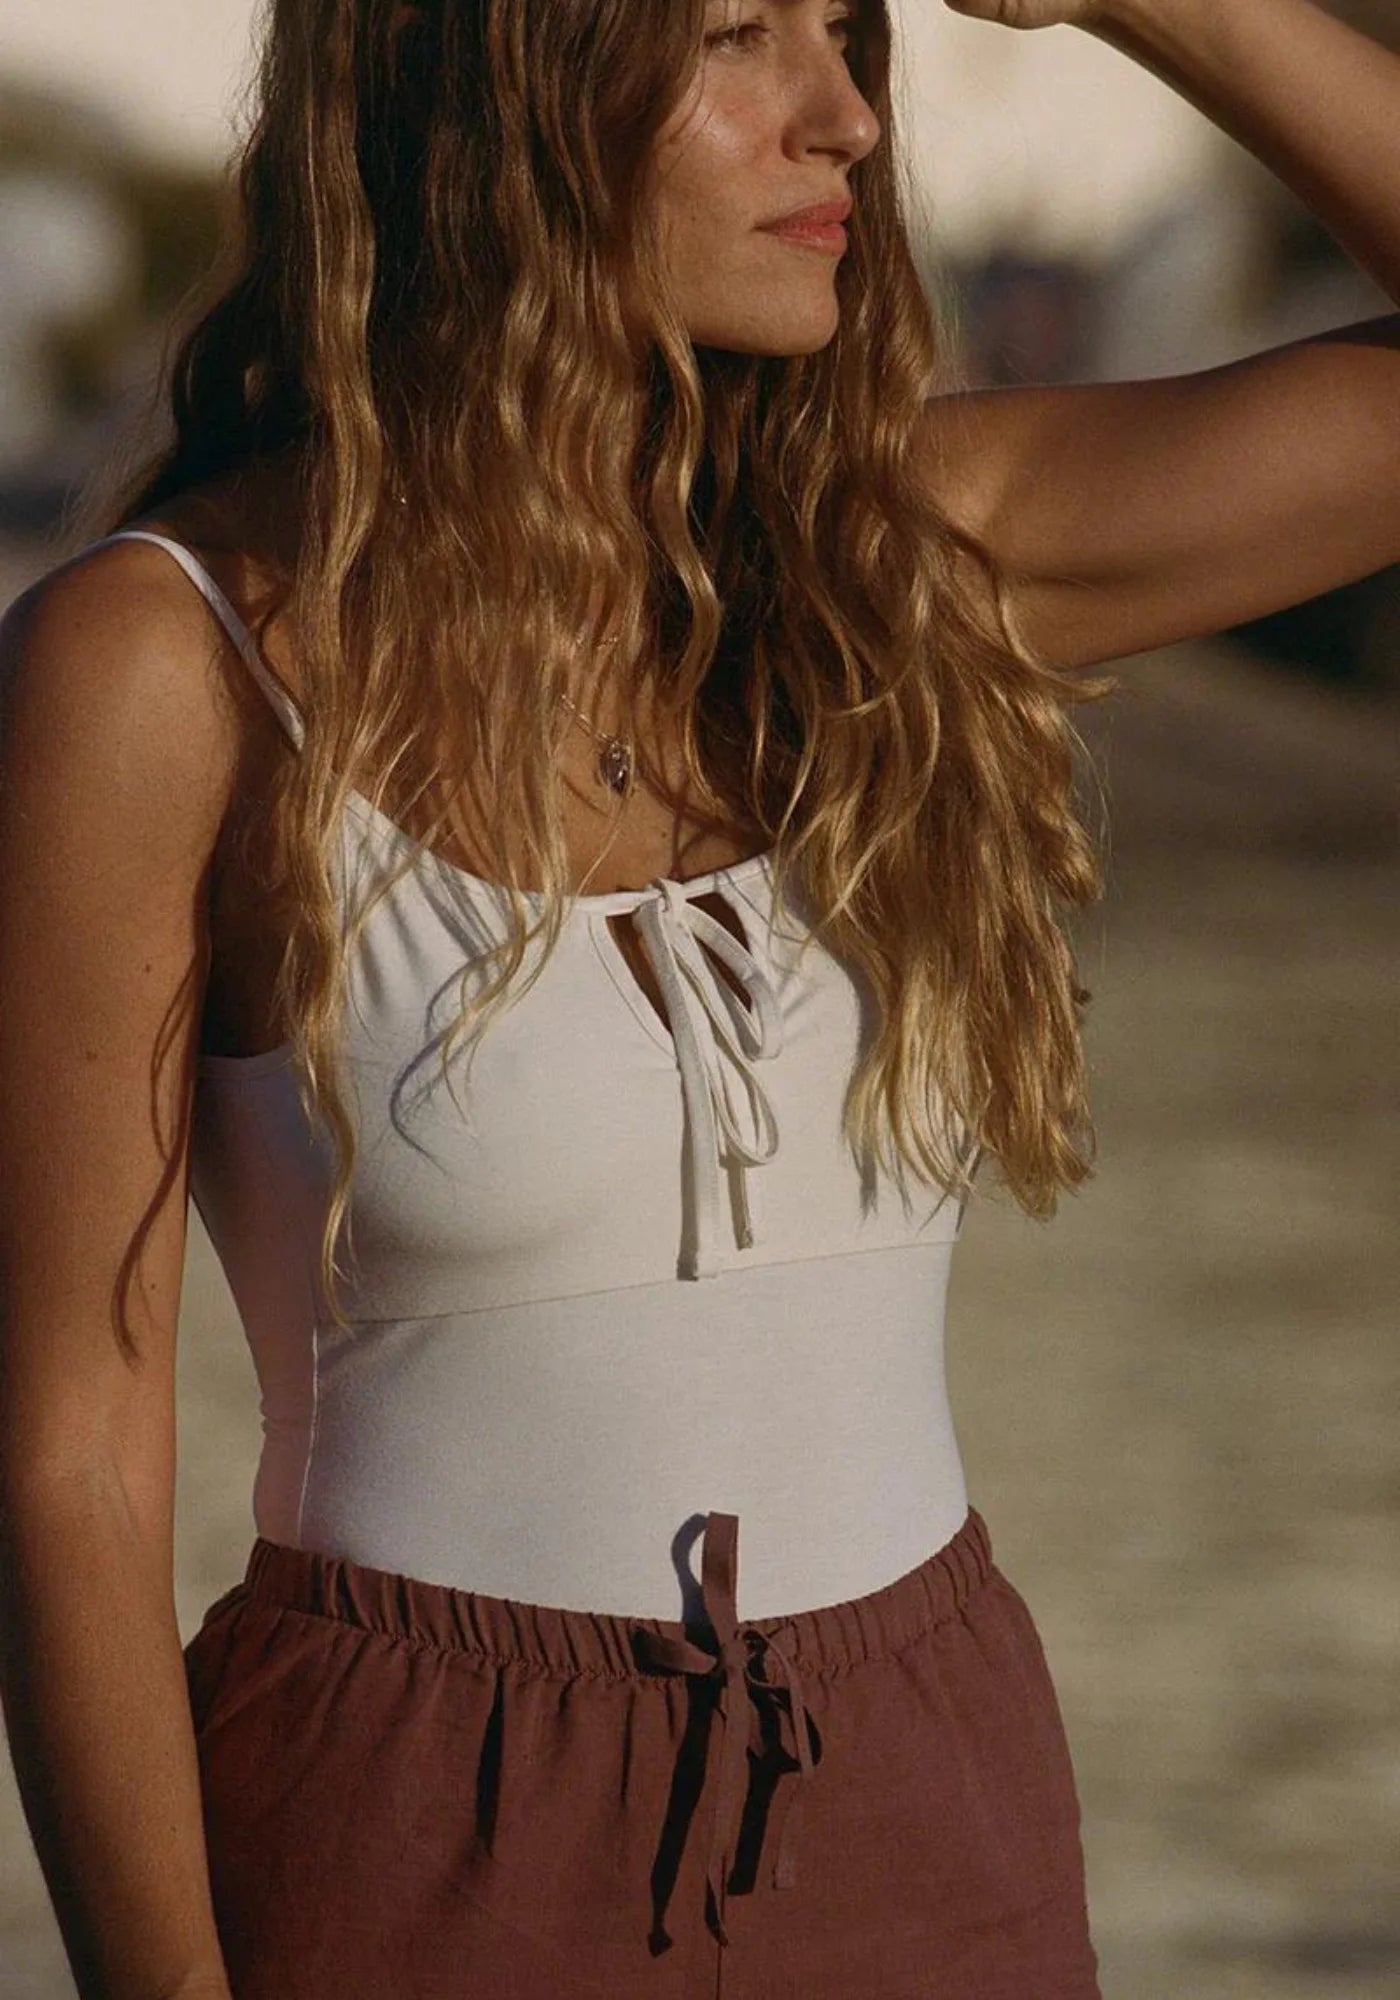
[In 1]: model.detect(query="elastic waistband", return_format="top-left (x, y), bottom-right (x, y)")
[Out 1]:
top-left (237, 1507), bottom-right (995, 1681)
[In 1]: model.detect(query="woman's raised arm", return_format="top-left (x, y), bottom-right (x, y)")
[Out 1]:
top-left (922, 0), bottom-right (1400, 668)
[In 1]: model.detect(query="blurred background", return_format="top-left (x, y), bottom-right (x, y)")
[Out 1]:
top-left (0, 2), bottom-right (1395, 1995)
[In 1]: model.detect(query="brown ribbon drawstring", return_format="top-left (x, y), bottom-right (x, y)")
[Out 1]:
top-left (632, 1511), bottom-right (821, 1946)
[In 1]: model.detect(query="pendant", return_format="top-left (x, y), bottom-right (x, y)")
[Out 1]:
top-left (600, 736), bottom-right (633, 795)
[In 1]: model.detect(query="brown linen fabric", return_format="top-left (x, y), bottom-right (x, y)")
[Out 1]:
top-left (184, 1505), bottom-right (1100, 1997)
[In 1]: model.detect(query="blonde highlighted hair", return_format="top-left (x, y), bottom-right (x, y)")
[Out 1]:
top-left (68, 0), bottom-right (1113, 1349)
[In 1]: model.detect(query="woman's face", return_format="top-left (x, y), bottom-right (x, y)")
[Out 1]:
top-left (651, 0), bottom-right (882, 356)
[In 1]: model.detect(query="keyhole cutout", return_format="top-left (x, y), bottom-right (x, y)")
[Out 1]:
top-left (606, 891), bottom-right (751, 1040)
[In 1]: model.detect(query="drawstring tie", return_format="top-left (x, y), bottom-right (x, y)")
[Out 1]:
top-left (631, 879), bottom-right (784, 1279)
top-left (632, 1511), bottom-right (822, 1947)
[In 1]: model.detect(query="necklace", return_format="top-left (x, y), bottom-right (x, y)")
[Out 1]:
top-left (558, 642), bottom-right (635, 797)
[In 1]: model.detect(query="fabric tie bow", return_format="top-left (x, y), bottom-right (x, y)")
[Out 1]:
top-left (631, 879), bottom-right (784, 1279)
top-left (631, 1510), bottom-right (821, 1947)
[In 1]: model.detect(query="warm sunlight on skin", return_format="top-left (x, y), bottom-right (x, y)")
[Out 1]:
top-left (651, 0), bottom-right (882, 356)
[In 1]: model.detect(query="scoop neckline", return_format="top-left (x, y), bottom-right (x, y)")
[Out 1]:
top-left (343, 787), bottom-right (776, 914)
top-left (198, 813), bottom-right (776, 1077)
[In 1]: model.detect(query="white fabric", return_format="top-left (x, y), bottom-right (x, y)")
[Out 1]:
top-left (98, 529), bottom-right (975, 1620)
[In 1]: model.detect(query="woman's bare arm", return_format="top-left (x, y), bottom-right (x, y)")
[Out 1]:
top-left (0, 544), bottom-right (244, 2000)
top-left (923, 317), bottom-right (1400, 669)
top-left (922, 0), bottom-right (1400, 668)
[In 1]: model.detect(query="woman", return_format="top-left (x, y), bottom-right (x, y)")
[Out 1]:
top-left (0, 0), bottom-right (1395, 1993)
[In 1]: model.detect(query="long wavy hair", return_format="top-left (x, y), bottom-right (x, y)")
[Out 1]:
top-left (67, 0), bottom-right (1113, 1346)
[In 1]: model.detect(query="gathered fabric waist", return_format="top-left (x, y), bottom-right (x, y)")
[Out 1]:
top-left (235, 1504), bottom-right (994, 1678)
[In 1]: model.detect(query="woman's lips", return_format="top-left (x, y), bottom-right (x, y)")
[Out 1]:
top-left (759, 218), bottom-right (848, 255)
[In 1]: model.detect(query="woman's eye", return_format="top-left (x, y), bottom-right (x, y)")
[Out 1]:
top-left (705, 17), bottom-right (853, 56)
top-left (705, 21), bottom-right (766, 52)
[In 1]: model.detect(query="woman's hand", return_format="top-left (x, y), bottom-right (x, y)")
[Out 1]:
top-left (941, 0), bottom-right (1108, 28)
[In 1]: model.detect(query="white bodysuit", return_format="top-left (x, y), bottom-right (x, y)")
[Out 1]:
top-left (97, 529), bottom-right (975, 1623)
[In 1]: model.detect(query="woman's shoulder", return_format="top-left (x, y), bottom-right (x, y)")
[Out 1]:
top-left (22, 458), bottom-right (292, 648)
top-left (0, 505), bottom-right (252, 898)
top-left (3, 463), bottom-right (309, 879)
top-left (72, 461), bottom-right (308, 736)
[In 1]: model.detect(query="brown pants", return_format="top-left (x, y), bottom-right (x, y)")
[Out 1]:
top-left (185, 1506), bottom-right (1100, 1997)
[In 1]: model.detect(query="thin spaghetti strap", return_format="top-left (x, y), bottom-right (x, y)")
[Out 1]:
top-left (93, 529), bottom-right (306, 752)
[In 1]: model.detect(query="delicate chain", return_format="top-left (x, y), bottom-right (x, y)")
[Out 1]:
top-left (557, 637), bottom-right (636, 797)
top-left (557, 688), bottom-right (618, 740)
